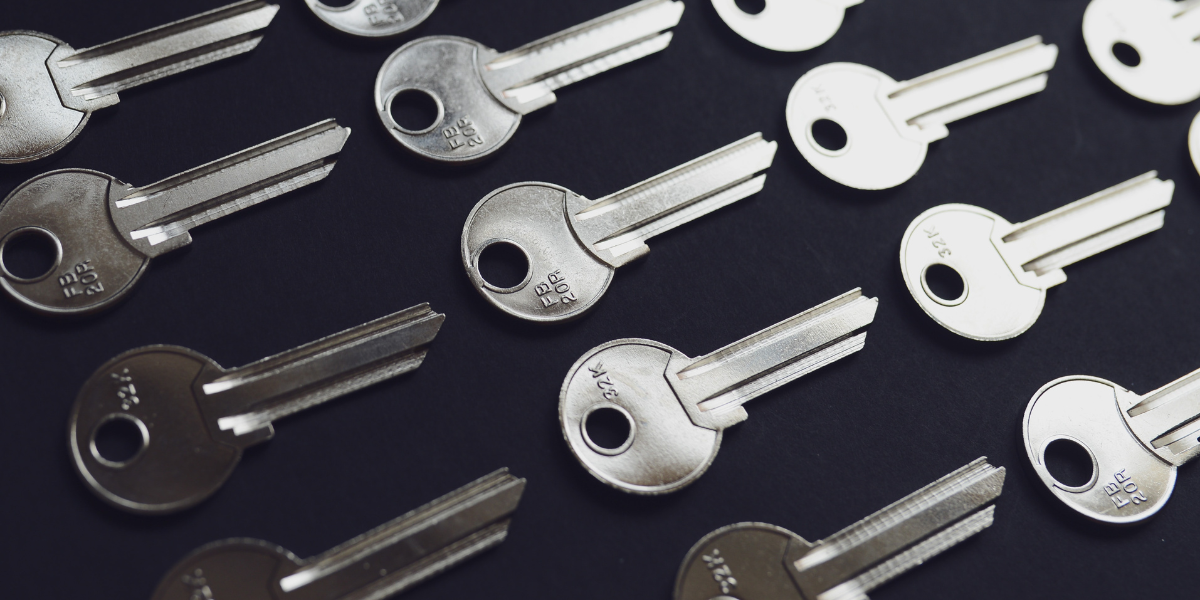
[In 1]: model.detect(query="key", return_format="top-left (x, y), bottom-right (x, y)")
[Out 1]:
top-left (462, 134), bottom-right (776, 323)
top-left (305, 0), bottom-right (438, 38)
top-left (560, 289), bottom-right (877, 494)
top-left (900, 172), bottom-right (1172, 341)
top-left (374, 0), bottom-right (684, 163)
top-left (786, 37), bottom-right (1058, 190)
top-left (68, 303), bottom-right (445, 515)
top-left (674, 458), bottom-right (1004, 600)
top-left (1083, 0), bottom-right (1200, 105)
top-left (1023, 366), bottom-right (1200, 524)
top-left (150, 468), bottom-right (524, 599)
top-left (0, 119), bottom-right (349, 316)
top-left (1191, 111), bottom-right (1199, 176)
top-left (0, 1), bottom-right (279, 164)
top-left (712, 0), bottom-right (862, 52)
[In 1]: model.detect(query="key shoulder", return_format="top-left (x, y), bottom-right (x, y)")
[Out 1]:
top-left (151, 538), bottom-right (302, 600)
top-left (675, 522), bottom-right (808, 600)
top-left (304, 0), bottom-right (438, 38)
top-left (0, 169), bottom-right (148, 315)
top-left (1083, 0), bottom-right (1200, 105)
top-left (711, 0), bottom-right (857, 52)
top-left (0, 31), bottom-right (89, 164)
top-left (69, 345), bottom-right (244, 515)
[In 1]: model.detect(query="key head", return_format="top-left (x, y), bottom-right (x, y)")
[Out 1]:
top-left (1023, 376), bottom-right (1177, 524)
top-left (305, 0), bottom-right (438, 38)
top-left (560, 339), bottom-right (723, 495)
top-left (68, 345), bottom-right (268, 515)
top-left (711, 0), bottom-right (861, 52)
top-left (375, 36), bottom-right (519, 162)
top-left (0, 32), bottom-right (90, 164)
top-left (462, 183), bottom-right (614, 322)
top-left (787, 63), bottom-right (933, 190)
top-left (151, 539), bottom-right (303, 600)
top-left (900, 204), bottom-right (1049, 341)
top-left (0, 169), bottom-right (149, 315)
top-left (1083, 0), bottom-right (1200, 105)
top-left (675, 523), bottom-right (809, 600)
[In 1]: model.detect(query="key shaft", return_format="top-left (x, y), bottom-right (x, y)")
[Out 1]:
top-left (1123, 368), bottom-right (1200, 464)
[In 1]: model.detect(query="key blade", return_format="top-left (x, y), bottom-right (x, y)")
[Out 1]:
top-left (1124, 368), bottom-right (1200, 466)
top-left (481, 0), bottom-right (683, 113)
top-left (672, 289), bottom-right (877, 417)
top-left (791, 458), bottom-right (1004, 599)
top-left (279, 469), bottom-right (525, 599)
top-left (570, 133), bottom-right (777, 267)
top-left (109, 119), bottom-right (349, 258)
top-left (209, 303), bottom-right (444, 436)
top-left (50, 1), bottom-right (278, 106)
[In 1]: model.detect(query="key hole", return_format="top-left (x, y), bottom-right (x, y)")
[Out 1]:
top-left (0, 227), bottom-right (63, 282)
top-left (582, 405), bottom-right (635, 456)
top-left (476, 240), bottom-right (531, 291)
top-left (388, 88), bottom-right (443, 134)
top-left (921, 263), bottom-right (967, 306)
top-left (734, 0), bottom-right (766, 15)
top-left (317, 0), bottom-right (356, 6)
top-left (1042, 437), bottom-right (1098, 491)
top-left (1111, 42), bottom-right (1141, 68)
top-left (91, 415), bottom-right (149, 467)
top-left (809, 119), bottom-right (849, 156)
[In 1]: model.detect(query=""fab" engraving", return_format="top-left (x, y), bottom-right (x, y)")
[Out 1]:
top-left (364, 0), bottom-right (405, 26)
top-left (587, 362), bottom-right (619, 400)
top-left (1104, 469), bottom-right (1148, 509)
top-left (58, 260), bottom-right (104, 298)
top-left (112, 368), bottom-right (140, 410)
top-left (444, 117), bottom-right (483, 150)
top-left (924, 226), bottom-right (952, 258)
top-left (813, 84), bottom-right (837, 113)
top-left (534, 270), bottom-right (578, 308)
top-left (181, 568), bottom-right (213, 600)
top-left (702, 548), bottom-right (737, 595)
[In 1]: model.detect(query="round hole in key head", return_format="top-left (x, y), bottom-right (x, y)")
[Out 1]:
top-left (90, 414), bottom-right (149, 468)
top-left (808, 119), bottom-right (850, 156)
top-left (387, 88), bottom-right (444, 134)
top-left (582, 404), bottom-right (635, 456)
top-left (1111, 42), bottom-right (1141, 68)
top-left (1042, 436), bottom-right (1098, 492)
top-left (315, 0), bottom-right (356, 7)
top-left (920, 263), bottom-right (967, 307)
top-left (476, 240), bottom-right (532, 292)
top-left (733, 0), bottom-right (766, 15)
top-left (0, 226), bottom-right (63, 283)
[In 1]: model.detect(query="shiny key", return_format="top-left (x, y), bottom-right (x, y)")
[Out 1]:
top-left (0, 1), bottom-right (278, 164)
top-left (900, 172), bottom-right (1172, 341)
top-left (561, 289), bottom-right (877, 494)
top-left (69, 303), bottom-right (445, 514)
top-left (305, 0), bottom-right (438, 38)
top-left (1083, 0), bottom-right (1200, 105)
top-left (712, 0), bottom-right (862, 52)
top-left (1190, 111), bottom-right (1199, 176)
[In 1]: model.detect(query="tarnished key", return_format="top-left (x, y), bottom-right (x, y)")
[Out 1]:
top-left (151, 469), bottom-right (524, 599)
top-left (462, 134), bottom-right (775, 323)
top-left (69, 303), bottom-right (444, 515)
top-left (0, 120), bottom-right (349, 316)
top-left (0, 1), bottom-right (278, 164)
top-left (1083, 0), bottom-right (1200, 105)
top-left (1191, 112), bottom-right (1199, 176)
top-left (674, 458), bottom-right (1004, 600)
top-left (900, 172), bottom-right (1172, 341)
top-left (712, 0), bottom-right (862, 52)
top-left (375, 0), bottom-right (683, 162)
top-left (1024, 367), bottom-right (1200, 524)
top-left (561, 289), bottom-right (877, 494)
top-left (786, 37), bottom-right (1058, 190)
top-left (305, 0), bottom-right (438, 38)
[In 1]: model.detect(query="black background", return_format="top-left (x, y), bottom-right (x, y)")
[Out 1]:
top-left (4, 0), bottom-right (1200, 597)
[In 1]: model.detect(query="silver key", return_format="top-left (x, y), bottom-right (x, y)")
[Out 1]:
top-left (0, 120), bottom-right (349, 316)
top-left (712, 0), bottom-right (862, 52)
top-left (462, 134), bottom-right (776, 323)
top-left (1083, 0), bottom-right (1200, 105)
top-left (1190, 111), bottom-right (1199, 176)
top-left (561, 289), bottom-right (877, 494)
top-left (900, 172), bottom-right (1173, 341)
top-left (1024, 367), bottom-right (1200, 524)
top-left (69, 303), bottom-right (444, 514)
top-left (150, 469), bottom-right (524, 599)
top-left (786, 37), bottom-right (1058, 190)
top-left (375, 0), bottom-right (684, 163)
top-left (674, 458), bottom-right (1004, 600)
top-left (305, 0), bottom-right (438, 38)
top-left (0, 1), bottom-right (279, 164)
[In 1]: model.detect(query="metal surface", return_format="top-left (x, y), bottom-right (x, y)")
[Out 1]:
top-left (1083, 0), bottom-right (1200, 105)
top-left (560, 289), bottom-right (877, 494)
top-left (0, 119), bottom-right (349, 315)
top-left (711, 0), bottom-right (862, 52)
top-left (1191, 111), bottom-right (1199, 176)
top-left (0, 1), bottom-right (278, 164)
top-left (305, 0), bottom-right (438, 38)
top-left (786, 37), bottom-right (1057, 189)
top-left (674, 458), bottom-right (1004, 600)
top-left (462, 134), bottom-right (776, 323)
top-left (1024, 367), bottom-right (1200, 524)
top-left (150, 469), bottom-right (523, 599)
top-left (68, 303), bottom-right (445, 515)
top-left (900, 172), bottom-right (1172, 341)
top-left (375, 0), bottom-right (683, 162)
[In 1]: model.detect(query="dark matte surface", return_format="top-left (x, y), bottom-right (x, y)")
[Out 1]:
top-left (3, 0), bottom-right (1198, 598)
